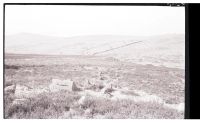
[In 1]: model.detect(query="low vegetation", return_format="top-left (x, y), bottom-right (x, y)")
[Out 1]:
top-left (4, 54), bottom-right (185, 119)
top-left (5, 92), bottom-right (183, 119)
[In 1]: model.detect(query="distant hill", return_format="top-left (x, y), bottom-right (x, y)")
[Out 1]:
top-left (5, 33), bottom-right (185, 68)
top-left (98, 34), bottom-right (185, 69)
top-left (5, 33), bottom-right (145, 55)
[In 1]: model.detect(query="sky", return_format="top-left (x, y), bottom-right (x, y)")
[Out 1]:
top-left (5, 5), bottom-right (185, 37)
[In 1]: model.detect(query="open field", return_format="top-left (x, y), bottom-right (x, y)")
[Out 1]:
top-left (4, 54), bottom-right (184, 119)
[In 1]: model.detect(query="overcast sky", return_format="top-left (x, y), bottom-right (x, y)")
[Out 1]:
top-left (5, 5), bottom-right (185, 37)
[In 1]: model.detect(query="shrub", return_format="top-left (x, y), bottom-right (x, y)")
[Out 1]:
top-left (5, 65), bottom-right (20, 70)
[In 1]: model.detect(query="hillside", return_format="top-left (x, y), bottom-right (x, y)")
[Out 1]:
top-left (5, 33), bottom-right (185, 68)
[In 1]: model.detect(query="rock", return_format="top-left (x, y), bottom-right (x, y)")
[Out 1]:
top-left (14, 84), bottom-right (33, 98)
top-left (35, 87), bottom-right (50, 94)
top-left (64, 106), bottom-right (70, 111)
top-left (100, 76), bottom-right (108, 80)
top-left (83, 66), bottom-right (94, 70)
top-left (104, 88), bottom-right (115, 94)
top-left (101, 82), bottom-right (114, 92)
top-left (4, 84), bottom-right (16, 94)
top-left (12, 98), bottom-right (30, 106)
top-left (164, 102), bottom-right (184, 112)
top-left (96, 67), bottom-right (106, 71)
top-left (85, 83), bottom-right (105, 92)
top-left (14, 84), bottom-right (50, 98)
top-left (85, 108), bottom-right (92, 116)
top-left (72, 82), bottom-right (82, 91)
top-left (177, 103), bottom-right (184, 112)
top-left (78, 96), bottom-right (86, 106)
top-left (49, 79), bottom-right (80, 92)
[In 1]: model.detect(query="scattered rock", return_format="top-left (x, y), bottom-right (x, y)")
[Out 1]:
top-left (5, 81), bottom-right (14, 87)
top-left (14, 84), bottom-right (47, 98)
top-left (104, 88), bottom-right (115, 94)
top-left (83, 66), bottom-right (94, 70)
top-left (101, 83), bottom-right (114, 93)
top-left (96, 67), bottom-right (107, 71)
top-left (12, 98), bottom-right (30, 106)
top-left (14, 84), bottom-right (33, 98)
top-left (100, 76), bottom-right (108, 80)
top-left (164, 102), bottom-right (184, 112)
top-left (35, 87), bottom-right (50, 94)
top-left (64, 106), bottom-right (70, 111)
top-left (85, 83), bottom-right (104, 92)
top-left (78, 96), bottom-right (86, 106)
top-left (84, 108), bottom-right (92, 117)
top-left (120, 90), bottom-right (140, 96)
top-left (72, 82), bottom-right (82, 91)
top-left (5, 84), bottom-right (16, 94)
